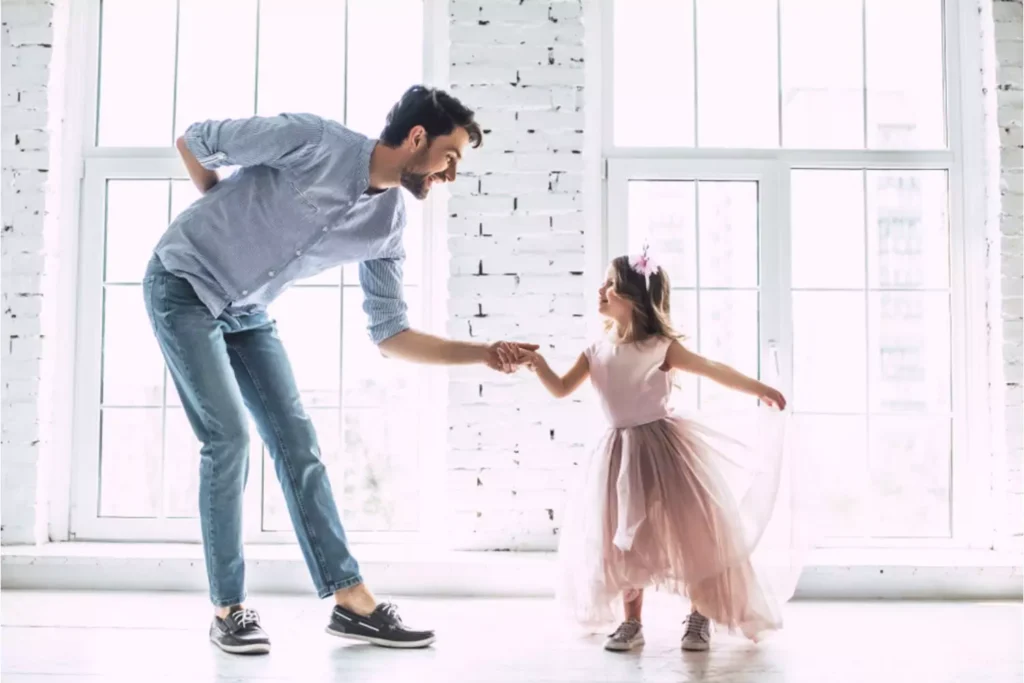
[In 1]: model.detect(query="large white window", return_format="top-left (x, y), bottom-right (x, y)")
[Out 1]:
top-left (605, 0), bottom-right (987, 548)
top-left (70, 0), bottom-right (438, 542)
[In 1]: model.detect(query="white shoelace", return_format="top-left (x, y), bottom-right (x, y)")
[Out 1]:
top-left (231, 608), bottom-right (260, 630)
top-left (380, 603), bottom-right (404, 627)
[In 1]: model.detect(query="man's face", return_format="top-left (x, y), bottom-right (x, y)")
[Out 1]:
top-left (400, 126), bottom-right (470, 200)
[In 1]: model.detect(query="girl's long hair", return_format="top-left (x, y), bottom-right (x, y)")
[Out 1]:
top-left (604, 255), bottom-right (681, 343)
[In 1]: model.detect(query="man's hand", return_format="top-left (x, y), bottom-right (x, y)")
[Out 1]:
top-left (486, 341), bottom-right (539, 374)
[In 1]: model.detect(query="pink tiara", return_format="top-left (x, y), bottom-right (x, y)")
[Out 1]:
top-left (629, 243), bottom-right (658, 287)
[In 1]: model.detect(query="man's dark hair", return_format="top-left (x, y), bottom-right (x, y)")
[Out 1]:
top-left (380, 85), bottom-right (483, 149)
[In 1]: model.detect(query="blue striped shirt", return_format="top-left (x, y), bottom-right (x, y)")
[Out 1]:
top-left (154, 113), bottom-right (409, 344)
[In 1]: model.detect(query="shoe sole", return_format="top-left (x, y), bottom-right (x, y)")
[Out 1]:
top-left (325, 626), bottom-right (436, 649)
top-left (681, 640), bottom-right (710, 652)
top-left (210, 636), bottom-right (271, 655)
top-left (605, 635), bottom-right (645, 652)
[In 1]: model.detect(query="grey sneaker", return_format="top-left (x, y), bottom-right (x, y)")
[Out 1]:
top-left (209, 607), bottom-right (271, 655)
top-left (604, 619), bottom-right (645, 651)
top-left (681, 611), bottom-right (712, 651)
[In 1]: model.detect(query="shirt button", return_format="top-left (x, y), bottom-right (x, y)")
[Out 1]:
top-left (268, 270), bottom-right (275, 277)
top-left (295, 250), bottom-right (302, 256)
top-left (241, 290), bottom-right (249, 295)
top-left (322, 226), bottom-right (328, 232)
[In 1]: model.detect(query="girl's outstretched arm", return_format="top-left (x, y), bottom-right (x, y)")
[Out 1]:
top-left (664, 340), bottom-right (787, 410)
top-left (520, 349), bottom-right (590, 399)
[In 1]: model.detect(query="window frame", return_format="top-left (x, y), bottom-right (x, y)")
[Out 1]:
top-left (599, 0), bottom-right (994, 550)
top-left (65, 0), bottom-right (448, 545)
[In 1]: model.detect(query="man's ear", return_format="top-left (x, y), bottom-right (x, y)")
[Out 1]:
top-left (406, 125), bottom-right (427, 150)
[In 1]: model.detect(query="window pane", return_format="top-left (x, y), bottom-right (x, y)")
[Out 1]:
top-left (697, 0), bottom-right (778, 147)
top-left (613, 0), bottom-right (695, 147)
top-left (341, 407), bottom-right (421, 531)
top-left (270, 286), bottom-right (341, 408)
top-left (300, 265), bottom-right (342, 287)
top-left (699, 290), bottom-right (759, 410)
top-left (627, 181), bottom-right (696, 287)
top-left (346, 0), bottom-right (423, 137)
top-left (866, 0), bottom-right (945, 149)
top-left (170, 180), bottom-right (201, 223)
top-left (698, 181), bottom-right (758, 288)
top-left (342, 287), bottom-right (422, 408)
top-left (262, 406), bottom-right (421, 533)
top-left (102, 286), bottom-right (164, 407)
top-left (341, 261), bottom-right (358, 287)
top-left (869, 292), bottom-right (951, 414)
top-left (99, 408), bottom-right (162, 517)
top-left (163, 407), bottom-right (201, 518)
top-left (175, 0), bottom-right (258, 136)
top-left (670, 289), bottom-right (699, 412)
top-left (869, 416), bottom-right (951, 537)
top-left (780, 0), bottom-right (863, 148)
top-left (105, 180), bottom-right (169, 284)
top-left (791, 170), bottom-right (865, 289)
top-left (262, 408), bottom-right (339, 532)
top-left (794, 414), bottom-right (869, 538)
top-left (671, 290), bottom-right (700, 343)
top-left (257, 0), bottom-right (346, 120)
top-left (792, 291), bottom-right (866, 412)
top-left (97, 0), bottom-right (177, 146)
top-left (867, 171), bottom-right (950, 289)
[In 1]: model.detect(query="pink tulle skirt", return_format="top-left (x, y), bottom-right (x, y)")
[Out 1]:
top-left (556, 412), bottom-right (800, 642)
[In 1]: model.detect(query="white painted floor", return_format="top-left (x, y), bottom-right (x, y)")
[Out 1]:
top-left (1, 591), bottom-right (1020, 682)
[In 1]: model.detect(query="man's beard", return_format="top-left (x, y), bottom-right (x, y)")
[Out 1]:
top-left (400, 170), bottom-right (431, 200)
top-left (399, 144), bottom-right (435, 200)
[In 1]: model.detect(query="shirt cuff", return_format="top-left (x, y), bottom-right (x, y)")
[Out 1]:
top-left (369, 314), bottom-right (411, 346)
top-left (183, 125), bottom-right (229, 169)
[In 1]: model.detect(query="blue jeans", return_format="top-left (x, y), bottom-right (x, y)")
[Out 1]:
top-left (143, 256), bottom-right (362, 606)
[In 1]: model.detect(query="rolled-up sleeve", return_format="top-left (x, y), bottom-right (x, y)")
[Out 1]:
top-left (182, 113), bottom-right (325, 171)
top-left (360, 257), bottom-right (410, 345)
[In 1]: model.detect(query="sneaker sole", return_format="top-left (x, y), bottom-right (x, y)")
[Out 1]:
top-left (605, 635), bottom-right (645, 652)
top-left (681, 640), bottom-right (710, 652)
top-left (210, 636), bottom-right (271, 655)
top-left (325, 626), bottom-right (435, 649)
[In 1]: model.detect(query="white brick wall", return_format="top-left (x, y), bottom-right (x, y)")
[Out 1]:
top-left (0, 0), bottom-right (1018, 553)
top-left (995, 0), bottom-right (1024, 545)
top-left (1, 0), bottom-right (57, 544)
top-left (447, 0), bottom-right (587, 550)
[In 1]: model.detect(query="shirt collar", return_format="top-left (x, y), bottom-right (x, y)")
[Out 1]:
top-left (350, 135), bottom-right (376, 198)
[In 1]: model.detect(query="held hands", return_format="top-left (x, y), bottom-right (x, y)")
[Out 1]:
top-left (486, 341), bottom-right (539, 374)
top-left (514, 347), bottom-right (544, 372)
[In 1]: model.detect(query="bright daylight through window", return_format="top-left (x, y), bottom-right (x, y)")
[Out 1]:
top-left (73, 0), bottom-right (428, 541)
top-left (609, 0), bottom-right (962, 544)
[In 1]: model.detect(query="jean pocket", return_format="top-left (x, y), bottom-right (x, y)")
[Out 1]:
top-left (154, 273), bottom-right (204, 309)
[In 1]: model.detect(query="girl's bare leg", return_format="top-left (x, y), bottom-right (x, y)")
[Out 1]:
top-left (624, 588), bottom-right (644, 622)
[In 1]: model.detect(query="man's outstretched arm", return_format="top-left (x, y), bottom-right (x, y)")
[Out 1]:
top-left (362, 258), bottom-right (533, 372)
top-left (379, 329), bottom-right (532, 373)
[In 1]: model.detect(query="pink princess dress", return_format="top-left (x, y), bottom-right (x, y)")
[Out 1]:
top-left (556, 336), bottom-right (801, 641)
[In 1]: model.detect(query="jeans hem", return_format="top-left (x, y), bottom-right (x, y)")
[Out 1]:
top-left (211, 594), bottom-right (247, 608)
top-left (318, 575), bottom-right (364, 599)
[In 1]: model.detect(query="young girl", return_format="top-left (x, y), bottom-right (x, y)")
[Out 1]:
top-left (518, 251), bottom-right (790, 652)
